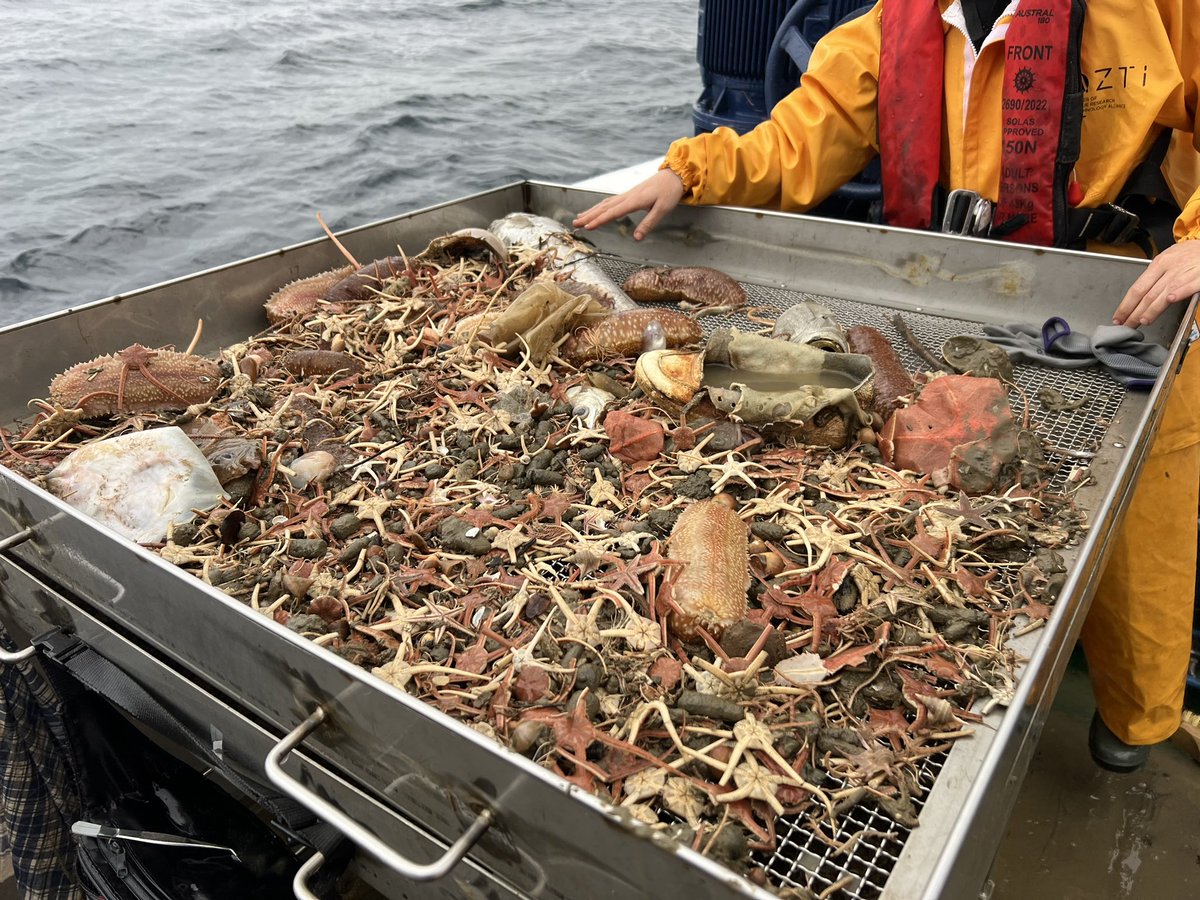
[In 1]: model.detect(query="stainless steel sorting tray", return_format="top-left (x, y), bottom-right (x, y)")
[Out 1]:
top-left (0, 181), bottom-right (1192, 900)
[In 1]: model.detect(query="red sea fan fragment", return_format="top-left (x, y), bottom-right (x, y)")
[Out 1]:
top-left (877, 375), bottom-right (1019, 494)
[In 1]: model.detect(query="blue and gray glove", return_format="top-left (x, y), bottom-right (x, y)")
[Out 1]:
top-left (977, 317), bottom-right (1164, 388)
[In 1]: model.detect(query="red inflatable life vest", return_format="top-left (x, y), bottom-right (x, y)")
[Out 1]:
top-left (878, 0), bottom-right (1085, 246)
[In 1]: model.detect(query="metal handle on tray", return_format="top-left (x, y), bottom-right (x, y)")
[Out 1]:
top-left (265, 707), bottom-right (494, 884)
top-left (292, 851), bottom-right (326, 900)
top-left (0, 643), bottom-right (36, 663)
top-left (0, 529), bottom-right (38, 663)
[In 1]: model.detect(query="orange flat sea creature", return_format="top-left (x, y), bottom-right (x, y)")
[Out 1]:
top-left (49, 343), bottom-right (221, 417)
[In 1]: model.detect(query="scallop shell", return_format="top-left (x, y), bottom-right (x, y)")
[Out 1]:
top-left (666, 500), bottom-right (749, 639)
top-left (420, 227), bottom-right (507, 264)
top-left (286, 450), bottom-right (337, 488)
top-left (634, 349), bottom-right (704, 410)
top-left (49, 344), bottom-right (222, 418)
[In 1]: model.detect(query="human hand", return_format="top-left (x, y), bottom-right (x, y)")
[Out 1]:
top-left (573, 168), bottom-right (686, 240)
top-left (1112, 240), bottom-right (1200, 326)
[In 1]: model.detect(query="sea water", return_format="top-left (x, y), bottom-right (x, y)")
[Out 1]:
top-left (0, 0), bottom-right (697, 325)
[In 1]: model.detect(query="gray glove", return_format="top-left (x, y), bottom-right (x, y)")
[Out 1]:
top-left (978, 320), bottom-right (1165, 387)
top-left (979, 322), bottom-right (1096, 369)
top-left (1090, 325), bottom-right (1168, 383)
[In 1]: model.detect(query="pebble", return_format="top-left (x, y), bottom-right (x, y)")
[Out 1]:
top-left (646, 508), bottom-right (680, 535)
top-left (287, 613), bottom-right (329, 635)
top-left (438, 517), bottom-right (492, 555)
top-left (493, 503), bottom-right (526, 520)
top-left (170, 523), bottom-right (199, 546)
top-left (530, 470), bottom-right (564, 487)
top-left (676, 472), bottom-right (715, 499)
top-left (566, 689), bottom-right (601, 721)
top-left (706, 421), bottom-right (741, 453)
top-left (289, 538), bottom-right (328, 559)
top-left (224, 475), bottom-right (255, 504)
top-left (749, 521), bottom-right (787, 543)
top-left (338, 533), bottom-right (380, 564)
top-left (330, 514), bottom-right (362, 540)
top-left (719, 621), bottom-right (788, 667)
top-left (423, 463), bottom-right (449, 479)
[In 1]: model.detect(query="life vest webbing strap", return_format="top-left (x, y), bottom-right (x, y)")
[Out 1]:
top-left (878, 0), bottom-right (945, 231)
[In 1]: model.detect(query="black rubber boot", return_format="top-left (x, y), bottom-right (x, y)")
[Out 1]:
top-left (1088, 711), bottom-right (1151, 774)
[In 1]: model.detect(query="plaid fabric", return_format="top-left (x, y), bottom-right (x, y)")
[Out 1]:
top-left (0, 625), bottom-right (85, 900)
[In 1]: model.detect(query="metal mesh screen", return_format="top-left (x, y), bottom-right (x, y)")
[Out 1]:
top-left (597, 256), bottom-right (1125, 493)
top-left (596, 256), bottom-right (1127, 898)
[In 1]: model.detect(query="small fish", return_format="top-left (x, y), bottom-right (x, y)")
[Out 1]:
top-left (488, 213), bottom-right (636, 311)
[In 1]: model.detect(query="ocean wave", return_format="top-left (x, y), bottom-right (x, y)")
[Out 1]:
top-left (0, 0), bottom-right (697, 322)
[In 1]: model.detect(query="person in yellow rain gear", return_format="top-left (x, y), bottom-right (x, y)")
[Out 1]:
top-left (577, 0), bottom-right (1200, 773)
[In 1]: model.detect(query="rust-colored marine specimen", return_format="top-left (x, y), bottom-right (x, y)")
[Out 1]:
top-left (622, 265), bottom-right (747, 311)
top-left (49, 344), bottom-right (222, 417)
top-left (280, 350), bottom-right (365, 378)
top-left (846, 324), bottom-right (917, 419)
top-left (264, 265), bottom-right (355, 324)
top-left (667, 500), bottom-right (750, 639)
top-left (323, 256), bottom-right (410, 304)
top-left (562, 309), bottom-right (702, 365)
top-left (878, 375), bottom-right (1020, 494)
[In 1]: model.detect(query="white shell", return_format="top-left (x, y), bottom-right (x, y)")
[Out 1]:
top-left (565, 385), bottom-right (615, 428)
top-left (46, 427), bottom-right (227, 544)
top-left (772, 651), bottom-right (828, 686)
top-left (286, 450), bottom-right (337, 488)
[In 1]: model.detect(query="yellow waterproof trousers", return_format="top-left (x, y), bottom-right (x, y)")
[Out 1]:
top-left (1082, 346), bottom-right (1200, 745)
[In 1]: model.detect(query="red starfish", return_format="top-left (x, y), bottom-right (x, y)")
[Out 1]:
top-left (537, 490), bottom-right (574, 526)
top-left (597, 552), bottom-right (661, 598)
top-left (114, 344), bottom-right (192, 409)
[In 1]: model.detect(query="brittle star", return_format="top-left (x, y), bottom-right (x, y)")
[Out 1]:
top-left (701, 451), bottom-right (770, 493)
top-left (351, 495), bottom-right (412, 535)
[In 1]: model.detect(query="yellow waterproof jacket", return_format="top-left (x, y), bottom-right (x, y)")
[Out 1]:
top-left (665, 0), bottom-right (1200, 745)
top-left (664, 0), bottom-right (1200, 242)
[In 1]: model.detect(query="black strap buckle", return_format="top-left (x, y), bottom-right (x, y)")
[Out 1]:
top-left (940, 189), bottom-right (994, 236)
top-left (1100, 203), bottom-right (1141, 245)
top-left (32, 628), bottom-right (88, 665)
top-left (1072, 203), bottom-right (1143, 246)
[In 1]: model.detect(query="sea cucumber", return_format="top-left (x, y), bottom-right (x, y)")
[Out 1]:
top-left (846, 325), bottom-right (916, 420)
top-left (281, 350), bottom-right (365, 378)
top-left (50, 345), bottom-right (221, 417)
top-left (622, 266), bottom-right (747, 311)
top-left (562, 309), bottom-right (702, 366)
top-left (323, 256), bottom-right (410, 305)
top-left (667, 500), bottom-right (749, 639)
